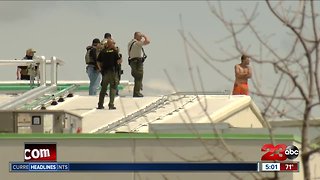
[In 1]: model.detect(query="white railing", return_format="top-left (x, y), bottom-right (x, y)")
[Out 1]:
top-left (0, 56), bottom-right (64, 86)
top-left (0, 86), bottom-right (57, 110)
top-left (0, 56), bottom-right (64, 110)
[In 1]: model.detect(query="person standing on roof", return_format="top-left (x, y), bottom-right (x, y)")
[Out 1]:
top-left (96, 39), bottom-right (122, 110)
top-left (17, 48), bottom-right (39, 87)
top-left (17, 48), bottom-right (36, 80)
top-left (128, 32), bottom-right (150, 97)
top-left (86, 38), bottom-right (102, 96)
top-left (101, 32), bottom-right (122, 96)
top-left (232, 54), bottom-right (252, 95)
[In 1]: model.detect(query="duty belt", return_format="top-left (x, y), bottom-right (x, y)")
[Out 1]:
top-left (129, 57), bottom-right (143, 62)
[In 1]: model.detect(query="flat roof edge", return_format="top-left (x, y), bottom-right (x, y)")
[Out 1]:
top-left (0, 133), bottom-right (301, 142)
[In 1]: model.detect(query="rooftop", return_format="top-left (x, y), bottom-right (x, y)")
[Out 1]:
top-left (0, 81), bottom-right (265, 134)
top-left (0, 80), bottom-right (319, 146)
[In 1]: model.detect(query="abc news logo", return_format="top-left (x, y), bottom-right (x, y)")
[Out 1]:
top-left (24, 143), bottom-right (56, 162)
top-left (261, 144), bottom-right (299, 161)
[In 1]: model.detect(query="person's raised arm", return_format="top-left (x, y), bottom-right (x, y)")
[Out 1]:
top-left (142, 34), bottom-right (150, 45)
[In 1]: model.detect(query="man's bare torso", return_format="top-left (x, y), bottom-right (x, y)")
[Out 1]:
top-left (234, 64), bottom-right (251, 84)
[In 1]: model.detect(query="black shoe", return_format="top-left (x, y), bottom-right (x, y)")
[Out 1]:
top-left (97, 106), bottom-right (105, 109)
top-left (133, 93), bottom-right (144, 98)
top-left (109, 106), bottom-right (116, 110)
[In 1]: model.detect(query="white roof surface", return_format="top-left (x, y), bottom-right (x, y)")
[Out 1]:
top-left (0, 94), bottom-right (19, 106)
top-left (0, 81), bottom-right (265, 134)
top-left (45, 94), bottom-right (265, 133)
top-left (46, 95), bottom-right (162, 133)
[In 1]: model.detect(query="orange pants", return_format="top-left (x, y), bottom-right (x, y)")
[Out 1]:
top-left (232, 82), bottom-right (249, 95)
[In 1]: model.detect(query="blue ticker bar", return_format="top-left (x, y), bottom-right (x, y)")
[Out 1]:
top-left (69, 163), bottom-right (258, 171)
top-left (10, 162), bottom-right (258, 172)
top-left (10, 163), bottom-right (69, 172)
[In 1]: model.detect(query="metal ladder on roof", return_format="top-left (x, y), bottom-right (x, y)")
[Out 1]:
top-left (94, 94), bottom-right (202, 134)
top-left (130, 95), bottom-right (199, 132)
top-left (94, 95), bottom-right (171, 133)
top-left (17, 84), bottom-right (79, 110)
top-left (94, 91), bottom-right (231, 133)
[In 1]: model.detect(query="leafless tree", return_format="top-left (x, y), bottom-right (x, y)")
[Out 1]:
top-left (177, 1), bottom-right (320, 179)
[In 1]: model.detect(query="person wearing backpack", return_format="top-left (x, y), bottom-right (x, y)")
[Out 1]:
top-left (85, 38), bottom-right (102, 96)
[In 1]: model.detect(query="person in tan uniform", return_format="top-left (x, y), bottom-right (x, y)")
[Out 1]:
top-left (127, 32), bottom-right (150, 97)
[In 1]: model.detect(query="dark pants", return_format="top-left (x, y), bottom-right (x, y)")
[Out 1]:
top-left (116, 65), bottom-right (122, 95)
top-left (21, 75), bottom-right (30, 80)
top-left (98, 70), bottom-right (117, 108)
top-left (130, 59), bottom-right (143, 95)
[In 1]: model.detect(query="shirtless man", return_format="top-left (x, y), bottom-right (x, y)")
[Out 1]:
top-left (232, 55), bottom-right (252, 95)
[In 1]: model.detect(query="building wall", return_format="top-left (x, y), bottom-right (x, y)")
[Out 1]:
top-left (224, 107), bottom-right (263, 128)
top-left (0, 136), bottom-right (307, 180)
top-left (309, 152), bottom-right (320, 180)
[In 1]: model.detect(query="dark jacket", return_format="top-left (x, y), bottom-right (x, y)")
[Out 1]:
top-left (97, 48), bottom-right (120, 71)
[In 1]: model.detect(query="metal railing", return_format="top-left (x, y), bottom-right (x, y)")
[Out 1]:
top-left (0, 56), bottom-right (64, 110)
top-left (0, 56), bottom-right (63, 86)
top-left (0, 86), bottom-right (57, 110)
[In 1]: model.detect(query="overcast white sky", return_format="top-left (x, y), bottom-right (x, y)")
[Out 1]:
top-left (0, 1), bottom-right (276, 92)
top-left (0, 1), bottom-right (318, 118)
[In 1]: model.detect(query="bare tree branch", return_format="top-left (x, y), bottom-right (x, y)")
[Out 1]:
top-left (310, 0), bottom-right (320, 104)
top-left (261, 73), bottom-right (284, 117)
top-left (189, 33), bottom-right (239, 63)
top-left (306, 147), bottom-right (320, 158)
top-left (178, 30), bottom-right (234, 83)
top-left (273, 62), bottom-right (309, 102)
top-left (266, 0), bottom-right (313, 101)
top-left (181, 1), bottom-right (320, 179)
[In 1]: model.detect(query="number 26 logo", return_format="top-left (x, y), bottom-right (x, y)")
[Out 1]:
top-left (261, 144), bottom-right (287, 161)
